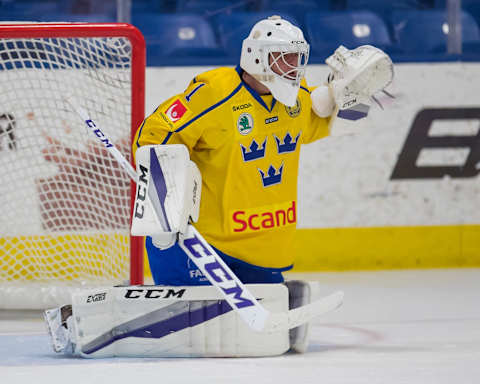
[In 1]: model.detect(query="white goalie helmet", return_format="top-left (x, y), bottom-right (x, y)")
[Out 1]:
top-left (240, 15), bottom-right (310, 107)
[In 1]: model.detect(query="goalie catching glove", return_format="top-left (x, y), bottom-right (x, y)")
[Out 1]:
top-left (322, 45), bottom-right (394, 120)
top-left (131, 144), bottom-right (201, 249)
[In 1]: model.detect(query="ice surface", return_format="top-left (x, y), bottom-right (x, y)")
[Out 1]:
top-left (1, 269), bottom-right (479, 384)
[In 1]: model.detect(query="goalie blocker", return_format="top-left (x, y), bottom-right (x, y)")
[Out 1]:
top-left (131, 144), bottom-right (202, 249)
top-left (44, 281), bottom-right (321, 358)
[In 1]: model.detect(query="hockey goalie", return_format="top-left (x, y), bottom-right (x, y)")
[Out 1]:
top-left (44, 15), bottom-right (393, 358)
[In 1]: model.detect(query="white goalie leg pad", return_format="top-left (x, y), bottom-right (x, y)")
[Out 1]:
top-left (285, 280), bottom-right (321, 353)
top-left (44, 305), bottom-right (77, 354)
top-left (65, 284), bottom-right (289, 358)
top-left (131, 144), bottom-right (202, 248)
top-left (44, 307), bottom-right (70, 353)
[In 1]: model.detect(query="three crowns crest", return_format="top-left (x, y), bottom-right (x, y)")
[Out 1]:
top-left (258, 164), bottom-right (284, 187)
top-left (240, 132), bottom-right (300, 188)
top-left (241, 138), bottom-right (267, 162)
top-left (274, 132), bottom-right (300, 154)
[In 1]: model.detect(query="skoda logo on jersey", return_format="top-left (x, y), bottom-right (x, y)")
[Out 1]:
top-left (285, 98), bottom-right (301, 118)
top-left (232, 103), bottom-right (252, 112)
top-left (237, 113), bottom-right (253, 135)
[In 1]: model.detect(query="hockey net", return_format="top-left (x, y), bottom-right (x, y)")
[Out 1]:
top-left (0, 23), bottom-right (145, 309)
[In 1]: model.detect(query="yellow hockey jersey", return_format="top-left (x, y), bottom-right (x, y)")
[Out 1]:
top-left (133, 66), bottom-right (331, 270)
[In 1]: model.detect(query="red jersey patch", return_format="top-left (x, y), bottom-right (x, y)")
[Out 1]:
top-left (165, 99), bottom-right (187, 122)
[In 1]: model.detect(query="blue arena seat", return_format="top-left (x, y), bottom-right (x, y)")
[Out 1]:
top-left (0, 1), bottom-right (62, 21)
top-left (132, 13), bottom-right (226, 65)
top-left (460, 0), bottom-right (480, 25)
top-left (345, 0), bottom-right (426, 35)
top-left (67, 0), bottom-right (116, 15)
top-left (131, 0), bottom-right (166, 13)
top-left (304, 11), bottom-right (392, 60)
top-left (66, 0), bottom-right (167, 16)
top-left (39, 13), bottom-right (116, 23)
top-left (435, 0), bottom-right (480, 26)
top-left (346, 0), bottom-right (422, 8)
top-left (0, 0), bottom-right (120, 22)
top-left (176, 0), bottom-right (249, 16)
top-left (261, 0), bottom-right (328, 24)
top-left (391, 10), bottom-right (480, 54)
top-left (213, 11), bottom-right (300, 58)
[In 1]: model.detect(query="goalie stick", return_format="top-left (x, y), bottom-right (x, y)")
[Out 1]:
top-left (67, 98), bottom-right (344, 333)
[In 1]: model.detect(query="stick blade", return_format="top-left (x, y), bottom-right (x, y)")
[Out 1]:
top-left (262, 290), bottom-right (344, 333)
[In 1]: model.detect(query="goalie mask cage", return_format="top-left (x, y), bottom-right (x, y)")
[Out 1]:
top-left (0, 23), bottom-right (145, 309)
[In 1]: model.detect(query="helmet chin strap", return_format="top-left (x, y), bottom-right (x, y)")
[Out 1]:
top-left (251, 74), bottom-right (275, 83)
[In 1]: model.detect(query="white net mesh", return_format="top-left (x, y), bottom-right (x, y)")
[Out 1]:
top-left (0, 27), bottom-right (139, 309)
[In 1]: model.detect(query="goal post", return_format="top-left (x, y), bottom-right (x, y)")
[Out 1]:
top-left (0, 23), bottom-right (145, 309)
